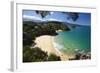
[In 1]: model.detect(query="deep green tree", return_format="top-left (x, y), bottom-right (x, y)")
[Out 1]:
top-left (23, 47), bottom-right (48, 62)
top-left (48, 53), bottom-right (61, 61)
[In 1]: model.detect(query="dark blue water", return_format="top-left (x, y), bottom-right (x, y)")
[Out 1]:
top-left (54, 26), bottom-right (91, 55)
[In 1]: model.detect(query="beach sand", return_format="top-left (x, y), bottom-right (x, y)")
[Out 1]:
top-left (34, 35), bottom-right (74, 61)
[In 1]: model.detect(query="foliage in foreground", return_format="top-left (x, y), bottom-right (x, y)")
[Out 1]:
top-left (23, 46), bottom-right (61, 62)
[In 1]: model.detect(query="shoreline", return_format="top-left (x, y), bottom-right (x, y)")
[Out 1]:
top-left (34, 35), bottom-right (74, 61)
top-left (51, 36), bottom-right (75, 60)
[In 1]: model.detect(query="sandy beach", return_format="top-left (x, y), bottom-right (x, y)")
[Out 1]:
top-left (34, 35), bottom-right (74, 61)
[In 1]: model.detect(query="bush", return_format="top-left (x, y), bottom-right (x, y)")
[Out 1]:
top-left (48, 53), bottom-right (61, 61)
top-left (23, 47), bottom-right (48, 62)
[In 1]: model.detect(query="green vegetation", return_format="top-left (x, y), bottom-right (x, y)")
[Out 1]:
top-left (47, 21), bottom-right (70, 31)
top-left (69, 52), bottom-right (91, 60)
top-left (23, 46), bottom-right (48, 62)
top-left (23, 21), bottom-right (70, 37)
top-left (23, 21), bottom-right (70, 46)
top-left (23, 46), bottom-right (61, 62)
top-left (48, 53), bottom-right (61, 61)
top-left (23, 11), bottom-right (80, 62)
top-left (23, 21), bottom-right (71, 62)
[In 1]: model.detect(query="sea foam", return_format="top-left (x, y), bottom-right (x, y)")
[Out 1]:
top-left (53, 42), bottom-right (64, 50)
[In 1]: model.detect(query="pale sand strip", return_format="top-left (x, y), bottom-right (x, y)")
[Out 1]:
top-left (34, 35), bottom-right (74, 61)
top-left (51, 37), bottom-right (75, 60)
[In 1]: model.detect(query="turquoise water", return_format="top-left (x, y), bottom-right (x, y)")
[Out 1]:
top-left (54, 26), bottom-right (91, 55)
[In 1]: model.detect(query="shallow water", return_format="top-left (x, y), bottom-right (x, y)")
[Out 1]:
top-left (54, 26), bottom-right (91, 55)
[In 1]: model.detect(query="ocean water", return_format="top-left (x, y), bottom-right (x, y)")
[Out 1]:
top-left (54, 26), bottom-right (91, 55)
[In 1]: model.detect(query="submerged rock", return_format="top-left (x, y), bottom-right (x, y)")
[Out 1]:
top-left (69, 49), bottom-right (91, 60)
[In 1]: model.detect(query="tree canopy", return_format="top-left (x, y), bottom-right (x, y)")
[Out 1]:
top-left (23, 46), bottom-right (61, 62)
top-left (68, 12), bottom-right (79, 21)
top-left (35, 11), bottom-right (79, 21)
top-left (36, 11), bottom-right (50, 18)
